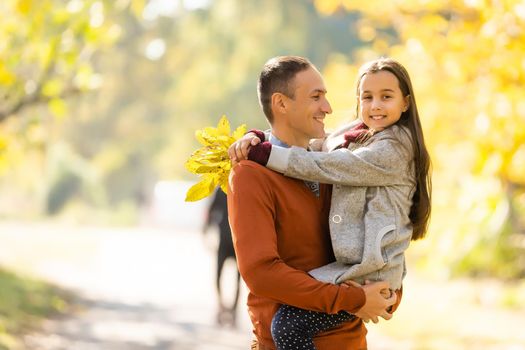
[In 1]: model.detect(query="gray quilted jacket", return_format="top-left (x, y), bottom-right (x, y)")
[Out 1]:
top-left (266, 122), bottom-right (416, 290)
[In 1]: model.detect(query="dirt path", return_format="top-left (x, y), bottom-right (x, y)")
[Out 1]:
top-left (0, 223), bottom-right (251, 349)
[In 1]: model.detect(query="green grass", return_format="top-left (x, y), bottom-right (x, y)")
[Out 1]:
top-left (0, 268), bottom-right (71, 349)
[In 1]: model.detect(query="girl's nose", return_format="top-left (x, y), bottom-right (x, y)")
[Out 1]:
top-left (371, 99), bottom-right (382, 110)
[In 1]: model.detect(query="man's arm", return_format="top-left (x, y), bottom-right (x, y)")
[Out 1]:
top-left (228, 161), bottom-right (367, 314)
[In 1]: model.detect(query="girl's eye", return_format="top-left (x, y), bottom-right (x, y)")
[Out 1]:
top-left (361, 96), bottom-right (372, 100)
top-left (383, 95), bottom-right (392, 99)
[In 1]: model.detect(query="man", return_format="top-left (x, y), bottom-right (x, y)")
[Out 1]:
top-left (227, 56), bottom-right (397, 350)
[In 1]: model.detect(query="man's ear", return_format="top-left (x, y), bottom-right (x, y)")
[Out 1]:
top-left (271, 93), bottom-right (287, 114)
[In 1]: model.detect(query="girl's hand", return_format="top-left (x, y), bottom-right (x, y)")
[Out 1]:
top-left (343, 280), bottom-right (396, 323)
top-left (228, 133), bottom-right (261, 163)
top-left (343, 280), bottom-right (392, 299)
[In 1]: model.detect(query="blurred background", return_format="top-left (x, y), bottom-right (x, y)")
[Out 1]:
top-left (0, 0), bottom-right (524, 349)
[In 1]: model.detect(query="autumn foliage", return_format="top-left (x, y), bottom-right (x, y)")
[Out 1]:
top-left (185, 116), bottom-right (246, 202)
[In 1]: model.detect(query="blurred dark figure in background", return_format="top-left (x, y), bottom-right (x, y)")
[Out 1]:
top-left (203, 189), bottom-right (241, 326)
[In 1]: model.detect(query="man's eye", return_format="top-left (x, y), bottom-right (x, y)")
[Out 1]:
top-left (312, 95), bottom-right (320, 100)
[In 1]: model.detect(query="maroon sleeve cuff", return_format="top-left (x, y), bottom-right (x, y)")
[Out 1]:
top-left (247, 141), bottom-right (272, 166)
top-left (247, 129), bottom-right (266, 143)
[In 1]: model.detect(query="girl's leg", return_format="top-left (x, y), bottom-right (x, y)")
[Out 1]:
top-left (271, 304), bottom-right (354, 350)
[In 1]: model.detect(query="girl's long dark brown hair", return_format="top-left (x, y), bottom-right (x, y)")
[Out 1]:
top-left (356, 58), bottom-right (432, 240)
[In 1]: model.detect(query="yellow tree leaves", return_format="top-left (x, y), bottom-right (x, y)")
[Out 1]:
top-left (0, 0), bottom-right (132, 123)
top-left (16, 0), bottom-right (32, 15)
top-left (0, 134), bottom-right (7, 173)
top-left (185, 116), bottom-right (246, 202)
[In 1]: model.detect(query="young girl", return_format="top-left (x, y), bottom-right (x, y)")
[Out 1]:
top-left (230, 58), bottom-right (432, 349)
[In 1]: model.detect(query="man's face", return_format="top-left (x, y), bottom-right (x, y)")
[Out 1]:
top-left (283, 67), bottom-right (332, 141)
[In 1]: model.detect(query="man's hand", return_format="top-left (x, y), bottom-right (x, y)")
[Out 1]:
top-left (228, 133), bottom-right (261, 163)
top-left (346, 280), bottom-right (397, 324)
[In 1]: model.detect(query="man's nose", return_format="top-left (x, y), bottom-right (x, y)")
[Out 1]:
top-left (322, 98), bottom-right (333, 114)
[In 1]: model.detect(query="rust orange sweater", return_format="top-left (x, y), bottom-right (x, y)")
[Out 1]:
top-left (228, 160), bottom-right (368, 350)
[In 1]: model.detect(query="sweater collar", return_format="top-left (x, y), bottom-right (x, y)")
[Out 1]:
top-left (269, 133), bottom-right (290, 148)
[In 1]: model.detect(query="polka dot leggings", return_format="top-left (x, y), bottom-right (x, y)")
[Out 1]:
top-left (271, 304), bottom-right (355, 349)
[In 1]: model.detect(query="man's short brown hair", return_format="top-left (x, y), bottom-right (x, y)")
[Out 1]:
top-left (257, 56), bottom-right (313, 123)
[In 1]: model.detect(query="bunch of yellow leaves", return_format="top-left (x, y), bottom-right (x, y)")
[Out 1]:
top-left (185, 116), bottom-right (246, 202)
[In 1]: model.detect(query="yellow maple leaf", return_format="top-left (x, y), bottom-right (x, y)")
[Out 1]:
top-left (185, 116), bottom-right (246, 202)
top-left (185, 173), bottom-right (219, 202)
top-left (217, 115), bottom-right (231, 136)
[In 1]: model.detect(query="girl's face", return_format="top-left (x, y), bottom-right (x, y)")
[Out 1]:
top-left (357, 70), bottom-right (409, 131)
